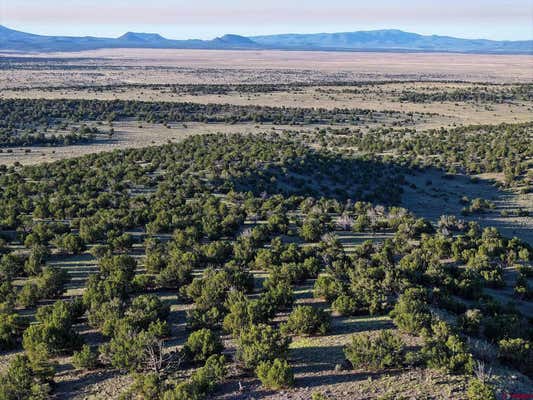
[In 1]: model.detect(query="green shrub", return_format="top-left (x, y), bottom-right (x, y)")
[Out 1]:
top-left (89, 244), bottom-right (111, 259)
top-left (397, 249), bottom-right (432, 283)
top-left (404, 350), bottom-right (425, 367)
top-left (35, 267), bottom-right (69, 299)
top-left (225, 263), bottom-right (254, 293)
top-left (498, 338), bottom-right (532, 377)
top-left (23, 300), bottom-right (81, 366)
top-left (119, 373), bottom-right (163, 400)
top-left (190, 354), bottom-right (226, 394)
top-left (313, 275), bottom-right (339, 302)
top-left (132, 274), bottom-right (156, 292)
top-left (87, 298), bottom-right (123, 336)
top-left (124, 294), bottom-right (170, 331)
top-left (261, 280), bottom-right (294, 311)
top-left (458, 309), bottom-right (483, 336)
top-left (281, 305), bottom-right (330, 336)
top-left (201, 240), bottom-right (232, 265)
top-left (344, 330), bottom-right (405, 371)
top-left (68, 297), bottom-right (86, 320)
top-left (185, 269), bottom-right (232, 328)
top-left (0, 312), bottom-right (28, 350)
top-left (390, 287), bottom-right (431, 334)
top-left (348, 270), bottom-right (391, 316)
top-left (0, 355), bottom-right (52, 400)
top-left (467, 378), bottom-right (496, 400)
top-left (144, 248), bottom-right (166, 274)
top-left (186, 306), bottom-right (224, 331)
top-left (455, 268), bottom-right (483, 300)
top-left (236, 324), bottom-right (289, 370)
top-left (256, 358), bottom-right (294, 389)
top-left (72, 344), bottom-right (99, 370)
top-left (83, 255), bottom-right (137, 307)
top-left (422, 321), bottom-right (474, 374)
top-left (162, 382), bottom-right (201, 400)
top-left (0, 281), bottom-right (15, 310)
top-left (300, 217), bottom-right (325, 242)
top-left (147, 319), bottom-right (171, 338)
top-left (17, 282), bottom-right (40, 308)
top-left (483, 313), bottom-right (529, 343)
top-left (223, 291), bottom-right (269, 335)
top-left (514, 274), bottom-right (533, 300)
top-left (0, 253), bottom-right (24, 280)
top-left (162, 355), bottom-right (226, 400)
top-left (100, 320), bottom-right (164, 371)
top-left (332, 294), bottom-right (360, 316)
top-left (53, 233), bottom-right (85, 255)
top-left (302, 257), bottom-right (321, 278)
top-left (23, 245), bottom-right (49, 276)
top-left (276, 262), bottom-right (308, 285)
top-left (253, 248), bottom-right (276, 271)
top-left (183, 328), bottom-right (223, 363)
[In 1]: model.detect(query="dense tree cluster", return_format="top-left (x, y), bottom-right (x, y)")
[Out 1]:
top-left (0, 98), bottom-right (422, 146)
top-left (398, 84), bottom-right (532, 103)
top-left (319, 122), bottom-right (532, 187)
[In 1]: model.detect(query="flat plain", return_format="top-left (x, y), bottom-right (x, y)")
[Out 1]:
top-left (1, 49), bottom-right (532, 89)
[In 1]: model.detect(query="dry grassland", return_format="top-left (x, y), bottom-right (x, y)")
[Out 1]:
top-left (1, 49), bottom-right (531, 90)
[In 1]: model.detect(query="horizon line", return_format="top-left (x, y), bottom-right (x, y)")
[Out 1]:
top-left (2, 24), bottom-right (532, 43)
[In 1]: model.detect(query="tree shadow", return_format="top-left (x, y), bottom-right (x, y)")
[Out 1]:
top-left (403, 167), bottom-right (532, 244)
top-left (228, 148), bottom-right (407, 205)
top-left (330, 315), bottom-right (395, 336)
top-left (227, 147), bottom-right (531, 245)
top-left (290, 344), bottom-right (346, 368)
top-left (76, 322), bottom-right (106, 346)
top-left (295, 369), bottom-right (402, 389)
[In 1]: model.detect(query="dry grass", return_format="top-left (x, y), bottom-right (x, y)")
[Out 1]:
top-left (2, 49), bottom-right (532, 87)
top-left (0, 121), bottom-right (288, 166)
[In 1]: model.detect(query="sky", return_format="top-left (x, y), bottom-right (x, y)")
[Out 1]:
top-left (1, 0), bottom-right (532, 41)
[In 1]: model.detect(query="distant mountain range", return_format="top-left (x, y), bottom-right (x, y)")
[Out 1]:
top-left (0, 25), bottom-right (531, 54)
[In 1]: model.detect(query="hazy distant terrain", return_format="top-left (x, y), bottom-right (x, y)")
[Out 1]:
top-left (1, 25), bottom-right (532, 54)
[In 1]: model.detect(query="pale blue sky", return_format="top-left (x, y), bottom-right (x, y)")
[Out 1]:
top-left (1, 0), bottom-right (532, 40)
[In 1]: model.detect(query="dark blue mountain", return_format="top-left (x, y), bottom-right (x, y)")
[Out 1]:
top-left (0, 25), bottom-right (530, 54)
top-left (251, 29), bottom-right (533, 53)
top-left (118, 32), bottom-right (167, 42)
